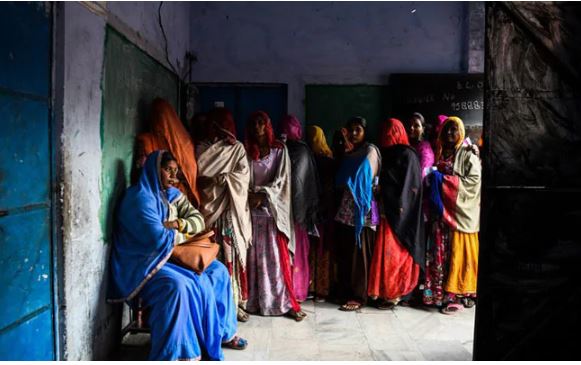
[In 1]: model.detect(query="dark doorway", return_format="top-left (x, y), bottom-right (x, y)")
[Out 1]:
top-left (474, 2), bottom-right (581, 360)
top-left (195, 83), bottom-right (288, 141)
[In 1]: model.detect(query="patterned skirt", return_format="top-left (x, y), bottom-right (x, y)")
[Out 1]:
top-left (246, 209), bottom-right (300, 315)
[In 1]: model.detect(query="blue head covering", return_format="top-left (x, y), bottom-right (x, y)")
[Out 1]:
top-left (109, 150), bottom-right (182, 301)
top-left (335, 149), bottom-right (373, 248)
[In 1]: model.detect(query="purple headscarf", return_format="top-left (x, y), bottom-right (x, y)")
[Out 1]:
top-left (281, 115), bottom-right (303, 141)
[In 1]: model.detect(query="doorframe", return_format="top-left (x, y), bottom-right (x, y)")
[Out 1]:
top-left (50, 2), bottom-right (65, 360)
top-left (191, 82), bottom-right (289, 114)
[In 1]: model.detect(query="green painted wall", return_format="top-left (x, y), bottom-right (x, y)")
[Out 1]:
top-left (305, 85), bottom-right (390, 145)
top-left (100, 27), bottom-right (178, 243)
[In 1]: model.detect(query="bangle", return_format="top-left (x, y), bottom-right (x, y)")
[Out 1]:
top-left (177, 219), bottom-right (185, 233)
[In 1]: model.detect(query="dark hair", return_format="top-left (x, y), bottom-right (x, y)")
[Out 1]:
top-left (189, 112), bottom-right (208, 143)
top-left (208, 107), bottom-right (236, 138)
top-left (346, 116), bottom-right (367, 129)
top-left (410, 112), bottom-right (425, 127)
top-left (160, 151), bottom-right (177, 168)
top-left (244, 111), bottom-right (283, 160)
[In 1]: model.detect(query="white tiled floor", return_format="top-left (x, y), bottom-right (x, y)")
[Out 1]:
top-left (114, 300), bottom-right (475, 361)
top-left (224, 301), bottom-right (475, 361)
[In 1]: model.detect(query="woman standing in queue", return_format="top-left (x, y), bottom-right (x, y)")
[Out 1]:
top-left (306, 125), bottom-right (336, 301)
top-left (196, 107), bottom-right (253, 322)
top-left (334, 116), bottom-right (381, 311)
top-left (423, 116), bottom-right (481, 314)
top-left (244, 111), bottom-right (306, 321)
top-left (407, 112), bottom-right (435, 178)
top-left (280, 115), bottom-right (321, 302)
top-left (368, 118), bottom-right (424, 309)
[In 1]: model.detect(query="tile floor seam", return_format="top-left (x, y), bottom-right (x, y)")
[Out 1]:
top-left (394, 309), bottom-right (428, 360)
top-left (355, 309), bottom-right (377, 359)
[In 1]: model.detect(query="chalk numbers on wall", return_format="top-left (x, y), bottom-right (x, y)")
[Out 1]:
top-left (451, 100), bottom-right (484, 111)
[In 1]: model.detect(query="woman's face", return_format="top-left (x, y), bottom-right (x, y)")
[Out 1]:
top-left (408, 117), bottom-right (424, 140)
top-left (160, 160), bottom-right (179, 189)
top-left (252, 117), bottom-right (267, 138)
top-left (443, 122), bottom-right (460, 146)
top-left (348, 123), bottom-right (365, 145)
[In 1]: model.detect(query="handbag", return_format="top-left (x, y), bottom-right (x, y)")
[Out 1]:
top-left (170, 230), bottom-right (219, 274)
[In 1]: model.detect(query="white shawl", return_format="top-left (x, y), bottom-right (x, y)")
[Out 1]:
top-left (249, 145), bottom-right (296, 254)
top-left (197, 139), bottom-right (252, 268)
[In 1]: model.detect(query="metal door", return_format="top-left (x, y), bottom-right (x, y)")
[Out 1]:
top-left (196, 83), bottom-right (288, 141)
top-left (475, 2), bottom-right (581, 360)
top-left (0, 2), bottom-right (55, 360)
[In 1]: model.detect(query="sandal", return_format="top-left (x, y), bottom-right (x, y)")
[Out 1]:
top-left (287, 309), bottom-right (307, 322)
top-left (314, 296), bottom-right (326, 303)
top-left (237, 308), bottom-right (250, 322)
top-left (223, 336), bottom-right (248, 350)
top-left (461, 297), bottom-right (476, 308)
top-left (339, 300), bottom-right (362, 312)
top-left (440, 303), bottom-right (463, 315)
top-left (376, 300), bottom-right (395, 310)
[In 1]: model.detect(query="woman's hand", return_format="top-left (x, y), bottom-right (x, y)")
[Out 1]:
top-left (197, 175), bottom-right (215, 187)
top-left (470, 144), bottom-right (480, 157)
top-left (163, 220), bottom-right (179, 230)
top-left (248, 192), bottom-right (265, 209)
top-left (436, 161), bottom-right (449, 173)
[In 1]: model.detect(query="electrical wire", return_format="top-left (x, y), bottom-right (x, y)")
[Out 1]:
top-left (158, 1), bottom-right (179, 76)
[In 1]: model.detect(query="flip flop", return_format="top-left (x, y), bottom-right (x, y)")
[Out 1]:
top-left (287, 309), bottom-right (307, 322)
top-left (223, 336), bottom-right (248, 350)
top-left (237, 309), bottom-right (250, 322)
top-left (461, 297), bottom-right (476, 308)
top-left (440, 303), bottom-right (463, 315)
top-left (376, 300), bottom-right (395, 310)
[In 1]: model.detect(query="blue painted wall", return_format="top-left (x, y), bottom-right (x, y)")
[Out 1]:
top-left (0, 2), bottom-right (54, 360)
top-left (190, 2), bottom-right (468, 119)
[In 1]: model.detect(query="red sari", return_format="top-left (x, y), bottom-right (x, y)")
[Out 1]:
top-left (368, 119), bottom-right (424, 302)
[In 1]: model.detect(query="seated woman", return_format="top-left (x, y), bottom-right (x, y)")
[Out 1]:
top-left (109, 150), bottom-right (247, 361)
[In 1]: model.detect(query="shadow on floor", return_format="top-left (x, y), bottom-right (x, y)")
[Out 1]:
top-left (108, 333), bottom-right (150, 360)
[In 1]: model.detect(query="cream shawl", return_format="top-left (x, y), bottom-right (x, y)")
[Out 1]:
top-left (249, 145), bottom-right (295, 254)
top-left (197, 139), bottom-right (252, 267)
top-left (453, 146), bottom-right (482, 233)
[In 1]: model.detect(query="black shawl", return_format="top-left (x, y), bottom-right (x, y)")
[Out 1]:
top-left (286, 139), bottom-right (321, 231)
top-left (380, 144), bottom-right (425, 268)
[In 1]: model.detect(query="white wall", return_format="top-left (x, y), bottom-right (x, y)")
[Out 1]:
top-left (189, 1), bottom-right (470, 119)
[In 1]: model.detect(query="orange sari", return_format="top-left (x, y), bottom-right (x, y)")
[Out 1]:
top-left (136, 98), bottom-right (200, 205)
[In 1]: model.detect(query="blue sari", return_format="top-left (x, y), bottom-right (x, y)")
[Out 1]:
top-left (109, 151), bottom-right (237, 360)
top-left (335, 147), bottom-right (374, 248)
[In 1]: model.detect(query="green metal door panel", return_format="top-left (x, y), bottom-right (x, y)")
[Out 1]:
top-left (100, 27), bottom-right (178, 244)
top-left (305, 85), bottom-right (390, 145)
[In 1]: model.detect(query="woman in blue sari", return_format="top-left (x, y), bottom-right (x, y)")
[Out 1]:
top-left (109, 150), bottom-right (247, 360)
